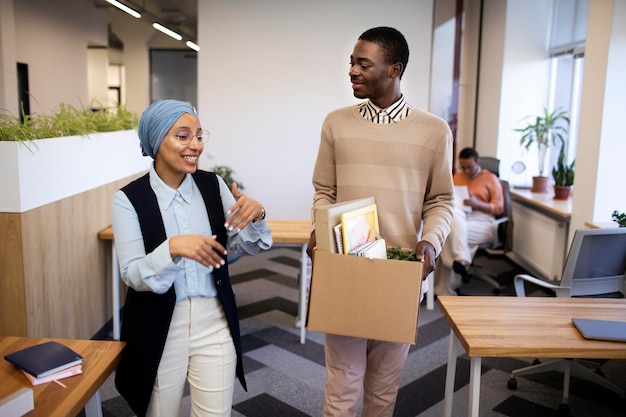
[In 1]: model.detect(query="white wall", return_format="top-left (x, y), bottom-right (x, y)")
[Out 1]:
top-left (198, 0), bottom-right (435, 220)
top-left (570, 0), bottom-right (626, 231)
top-left (476, 0), bottom-right (553, 184)
top-left (12, 0), bottom-right (107, 114)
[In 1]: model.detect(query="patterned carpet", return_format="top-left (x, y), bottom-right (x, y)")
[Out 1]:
top-left (86, 247), bottom-right (626, 417)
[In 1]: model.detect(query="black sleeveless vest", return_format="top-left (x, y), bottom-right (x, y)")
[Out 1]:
top-left (114, 170), bottom-right (246, 417)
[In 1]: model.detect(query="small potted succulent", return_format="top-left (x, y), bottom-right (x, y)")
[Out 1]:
top-left (551, 144), bottom-right (575, 200)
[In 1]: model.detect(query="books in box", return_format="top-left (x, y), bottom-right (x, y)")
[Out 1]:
top-left (314, 197), bottom-right (375, 253)
top-left (340, 203), bottom-right (379, 254)
top-left (4, 341), bottom-right (82, 379)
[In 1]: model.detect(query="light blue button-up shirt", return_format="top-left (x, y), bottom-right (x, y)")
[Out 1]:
top-left (112, 164), bottom-right (272, 302)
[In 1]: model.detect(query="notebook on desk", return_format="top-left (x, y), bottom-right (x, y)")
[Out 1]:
top-left (572, 317), bottom-right (626, 343)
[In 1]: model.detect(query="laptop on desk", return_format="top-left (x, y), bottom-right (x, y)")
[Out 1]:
top-left (572, 317), bottom-right (626, 343)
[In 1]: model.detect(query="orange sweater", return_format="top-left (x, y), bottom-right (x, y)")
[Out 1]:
top-left (453, 169), bottom-right (503, 216)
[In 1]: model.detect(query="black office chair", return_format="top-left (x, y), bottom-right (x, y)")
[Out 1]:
top-left (479, 156), bottom-right (500, 177)
top-left (508, 227), bottom-right (626, 415)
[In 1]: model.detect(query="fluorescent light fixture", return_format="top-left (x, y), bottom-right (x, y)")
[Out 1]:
top-left (105, 0), bottom-right (141, 18)
top-left (186, 41), bottom-right (200, 51)
top-left (152, 23), bottom-right (182, 41)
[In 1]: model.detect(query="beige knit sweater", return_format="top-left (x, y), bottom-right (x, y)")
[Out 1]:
top-left (312, 104), bottom-right (454, 256)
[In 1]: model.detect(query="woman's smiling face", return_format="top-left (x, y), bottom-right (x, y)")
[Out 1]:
top-left (154, 113), bottom-right (205, 188)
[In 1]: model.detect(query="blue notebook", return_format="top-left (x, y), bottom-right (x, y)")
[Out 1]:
top-left (572, 318), bottom-right (626, 343)
top-left (4, 341), bottom-right (83, 378)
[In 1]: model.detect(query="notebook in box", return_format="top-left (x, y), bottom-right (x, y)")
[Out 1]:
top-left (572, 317), bottom-right (626, 343)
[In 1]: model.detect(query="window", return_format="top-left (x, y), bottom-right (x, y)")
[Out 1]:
top-left (546, 0), bottom-right (588, 170)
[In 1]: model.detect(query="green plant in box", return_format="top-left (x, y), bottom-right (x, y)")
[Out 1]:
top-left (387, 246), bottom-right (418, 261)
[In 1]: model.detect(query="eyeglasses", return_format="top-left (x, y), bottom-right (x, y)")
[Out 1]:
top-left (172, 130), bottom-right (209, 144)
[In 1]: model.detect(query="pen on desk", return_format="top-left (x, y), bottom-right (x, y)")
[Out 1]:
top-left (53, 379), bottom-right (67, 388)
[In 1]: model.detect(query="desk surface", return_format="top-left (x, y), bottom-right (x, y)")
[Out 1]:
top-left (511, 189), bottom-right (572, 219)
top-left (437, 296), bottom-right (626, 359)
top-left (99, 219), bottom-right (311, 245)
top-left (0, 337), bottom-right (125, 417)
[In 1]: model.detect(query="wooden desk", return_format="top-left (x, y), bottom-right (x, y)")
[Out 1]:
top-left (98, 226), bottom-right (121, 341)
top-left (0, 336), bottom-right (124, 417)
top-left (265, 220), bottom-right (311, 343)
top-left (98, 219), bottom-right (312, 343)
top-left (437, 296), bottom-right (626, 417)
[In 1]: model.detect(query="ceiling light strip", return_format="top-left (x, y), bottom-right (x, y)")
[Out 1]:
top-left (186, 41), bottom-right (200, 51)
top-left (105, 0), bottom-right (141, 19)
top-left (152, 22), bottom-right (183, 41)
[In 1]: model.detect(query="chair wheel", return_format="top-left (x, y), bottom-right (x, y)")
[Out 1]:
top-left (507, 378), bottom-right (518, 390)
top-left (532, 359), bottom-right (541, 365)
top-left (557, 403), bottom-right (570, 416)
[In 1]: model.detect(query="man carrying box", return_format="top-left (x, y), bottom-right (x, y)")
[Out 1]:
top-left (307, 27), bottom-right (454, 417)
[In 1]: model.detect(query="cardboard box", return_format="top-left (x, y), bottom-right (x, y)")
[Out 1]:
top-left (306, 250), bottom-right (423, 344)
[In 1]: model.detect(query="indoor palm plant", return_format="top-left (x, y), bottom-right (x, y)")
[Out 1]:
top-left (514, 107), bottom-right (570, 193)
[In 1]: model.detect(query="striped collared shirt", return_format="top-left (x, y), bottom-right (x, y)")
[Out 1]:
top-left (357, 95), bottom-right (413, 124)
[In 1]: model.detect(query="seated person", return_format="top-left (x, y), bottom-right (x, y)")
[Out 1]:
top-left (434, 147), bottom-right (504, 296)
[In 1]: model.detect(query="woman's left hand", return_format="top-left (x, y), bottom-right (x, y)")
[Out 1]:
top-left (224, 183), bottom-right (265, 232)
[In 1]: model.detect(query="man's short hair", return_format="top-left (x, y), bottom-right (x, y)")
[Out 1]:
top-left (359, 27), bottom-right (409, 79)
top-left (459, 147), bottom-right (479, 160)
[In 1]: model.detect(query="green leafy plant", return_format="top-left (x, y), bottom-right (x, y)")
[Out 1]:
top-left (0, 102), bottom-right (138, 144)
top-left (514, 107), bottom-right (570, 177)
top-left (212, 165), bottom-right (244, 191)
top-left (612, 210), bottom-right (626, 227)
top-left (551, 147), bottom-right (575, 186)
top-left (386, 245), bottom-right (418, 261)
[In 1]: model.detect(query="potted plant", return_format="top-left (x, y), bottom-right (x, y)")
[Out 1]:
top-left (0, 103), bottom-right (146, 213)
top-left (551, 145), bottom-right (575, 200)
top-left (211, 165), bottom-right (244, 191)
top-left (514, 107), bottom-right (570, 193)
top-left (612, 210), bottom-right (626, 227)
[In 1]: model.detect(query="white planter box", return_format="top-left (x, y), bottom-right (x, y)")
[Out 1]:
top-left (0, 130), bottom-right (150, 213)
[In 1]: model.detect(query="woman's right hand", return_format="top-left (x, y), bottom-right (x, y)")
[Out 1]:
top-left (169, 235), bottom-right (227, 269)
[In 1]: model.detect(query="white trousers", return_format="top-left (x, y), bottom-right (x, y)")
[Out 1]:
top-left (434, 207), bottom-right (494, 296)
top-left (146, 297), bottom-right (237, 417)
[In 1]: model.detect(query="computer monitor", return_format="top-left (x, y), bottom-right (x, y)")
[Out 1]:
top-left (561, 227), bottom-right (626, 297)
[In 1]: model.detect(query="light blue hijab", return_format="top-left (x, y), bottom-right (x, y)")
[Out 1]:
top-left (138, 100), bottom-right (199, 159)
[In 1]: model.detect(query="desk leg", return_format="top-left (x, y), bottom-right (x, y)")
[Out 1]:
top-left (468, 356), bottom-right (482, 417)
top-left (112, 245), bottom-right (121, 341)
top-left (443, 328), bottom-right (457, 417)
top-left (84, 390), bottom-right (103, 417)
top-left (299, 243), bottom-right (308, 344)
top-left (426, 271), bottom-right (434, 310)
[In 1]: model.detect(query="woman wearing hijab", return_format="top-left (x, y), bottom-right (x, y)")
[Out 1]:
top-left (112, 100), bottom-right (272, 417)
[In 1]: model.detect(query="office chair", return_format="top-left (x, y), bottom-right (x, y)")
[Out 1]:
top-left (478, 156), bottom-right (500, 177)
top-left (508, 227), bottom-right (626, 415)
